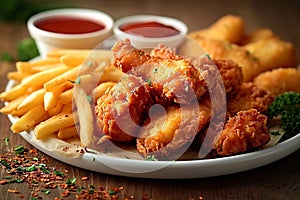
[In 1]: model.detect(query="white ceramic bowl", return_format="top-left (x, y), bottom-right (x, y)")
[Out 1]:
top-left (27, 8), bottom-right (114, 57)
top-left (113, 15), bottom-right (188, 49)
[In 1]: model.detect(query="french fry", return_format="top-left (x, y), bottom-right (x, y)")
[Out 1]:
top-left (73, 85), bottom-right (93, 146)
top-left (47, 99), bottom-right (64, 116)
top-left (60, 54), bottom-right (87, 68)
top-left (0, 95), bottom-right (27, 114)
top-left (16, 62), bottom-right (32, 74)
top-left (21, 65), bottom-right (70, 89)
top-left (43, 66), bottom-right (79, 93)
top-left (47, 49), bottom-right (112, 58)
top-left (0, 84), bottom-right (28, 102)
top-left (34, 112), bottom-right (75, 139)
top-left (61, 103), bottom-right (73, 113)
top-left (16, 58), bottom-right (60, 74)
top-left (99, 65), bottom-right (125, 83)
top-left (7, 71), bottom-right (31, 82)
top-left (11, 104), bottom-right (48, 133)
top-left (92, 82), bottom-right (115, 100)
top-left (30, 63), bottom-right (63, 73)
top-left (59, 88), bottom-right (73, 104)
top-left (47, 49), bottom-right (93, 58)
top-left (17, 88), bottom-right (45, 111)
top-left (58, 126), bottom-right (78, 140)
top-left (43, 91), bottom-right (58, 111)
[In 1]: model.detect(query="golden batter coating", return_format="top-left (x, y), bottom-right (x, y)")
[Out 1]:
top-left (213, 109), bottom-right (270, 156)
top-left (136, 100), bottom-right (211, 160)
top-left (227, 82), bottom-right (274, 115)
top-left (112, 39), bottom-right (215, 104)
top-left (95, 75), bottom-right (153, 142)
top-left (253, 68), bottom-right (300, 97)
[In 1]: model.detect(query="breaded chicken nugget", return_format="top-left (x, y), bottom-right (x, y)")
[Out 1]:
top-left (182, 36), bottom-right (259, 81)
top-left (188, 15), bottom-right (244, 43)
top-left (227, 82), bottom-right (274, 115)
top-left (253, 68), bottom-right (300, 96)
top-left (213, 109), bottom-right (270, 156)
top-left (244, 38), bottom-right (297, 72)
top-left (137, 99), bottom-right (212, 159)
top-left (239, 28), bottom-right (277, 45)
top-left (214, 59), bottom-right (243, 95)
top-left (95, 75), bottom-right (153, 142)
top-left (112, 39), bottom-right (216, 104)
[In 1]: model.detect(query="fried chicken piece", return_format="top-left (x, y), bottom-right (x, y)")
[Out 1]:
top-left (95, 75), bottom-right (153, 142)
top-left (112, 39), bottom-right (217, 104)
top-left (253, 68), bottom-right (300, 97)
top-left (213, 59), bottom-right (243, 95)
top-left (213, 109), bottom-right (270, 156)
top-left (227, 82), bottom-right (274, 115)
top-left (181, 36), bottom-right (259, 81)
top-left (136, 96), bottom-right (214, 160)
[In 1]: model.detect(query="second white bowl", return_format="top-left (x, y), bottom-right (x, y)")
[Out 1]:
top-left (113, 15), bottom-right (188, 49)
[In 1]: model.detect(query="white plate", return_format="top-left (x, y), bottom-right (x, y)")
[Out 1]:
top-left (5, 79), bottom-right (300, 179)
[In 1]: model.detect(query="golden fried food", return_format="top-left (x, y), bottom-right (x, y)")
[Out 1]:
top-left (183, 36), bottom-right (259, 81)
top-left (244, 38), bottom-right (297, 72)
top-left (253, 68), bottom-right (300, 96)
top-left (213, 109), bottom-right (270, 156)
top-left (227, 82), bottom-right (274, 115)
top-left (112, 39), bottom-right (217, 104)
top-left (95, 75), bottom-right (153, 142)
top-left (213, 59), bottom-right (243, 95)
top-left (137, 99), bottom-right (211, 159)
top-left (239, 28), bottom-right (277, 45)
top-left (188, 15), bottom-right (244, 43)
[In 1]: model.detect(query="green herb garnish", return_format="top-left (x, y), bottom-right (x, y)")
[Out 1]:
top-left (66, 178), bottom-right (76, 185)
top-left (268, 92), bottom-right (300, 142)
top-left (145, 155), bottom-right (158, 161)
top-left (14, 145), bottom-right (27, 155)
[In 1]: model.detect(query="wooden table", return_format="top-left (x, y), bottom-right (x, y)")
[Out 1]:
top-left (0, 0), bottom-right (299, 199)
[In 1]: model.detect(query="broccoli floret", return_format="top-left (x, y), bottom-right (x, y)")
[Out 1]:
top-left (268, 92), bottom-right (300, 141)
top-left (17, 38), bottom-right (40, 61)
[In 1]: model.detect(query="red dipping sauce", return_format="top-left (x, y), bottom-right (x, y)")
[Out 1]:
top-left (120, 21), bottom-right (180, 38)
top-left (34, 16), bottom-right (105, 34)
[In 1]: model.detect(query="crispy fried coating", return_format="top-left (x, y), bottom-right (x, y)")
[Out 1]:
top-left (244, 38), bottom-right (297, 72)
top-left (112, 39), bottom-right (218, 104)
top-left (188, 15), bottom-right (244, 43)
top-left (95, 75), bottom-right (153, 142)
top-left (239, 28), bottom-right (277, 45)
top-left (253, 68), bottom-right (300, 97)
top-left (137, 98), bottom-right (212, 159)
top-left (213, 109), bottom-right (270, 156)
top-left (182, 36), bottom-right (259, 81)
top-left (227, 82), bottom-right (274, 115)
top-left (214, 59), bottom-right (243, 95)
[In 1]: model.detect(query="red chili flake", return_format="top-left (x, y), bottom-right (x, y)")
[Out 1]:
top-left (0, 180), bottom-right (8, 185)
top-left (61, 189), bottom-right (71, 197)
top-left (7, 189), bottom-right (19, 194)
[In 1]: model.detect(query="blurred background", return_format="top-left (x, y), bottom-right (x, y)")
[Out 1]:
top-left (0, 0), bottom-right (299, 62)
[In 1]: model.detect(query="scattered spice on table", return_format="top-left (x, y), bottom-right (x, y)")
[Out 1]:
top-left (0, 143), bottom-right (140, 199)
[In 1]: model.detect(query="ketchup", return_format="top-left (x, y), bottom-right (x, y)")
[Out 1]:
top-left (120, 21), bottom-right (180, 38)
top-left (35, 16), bottom-right (105, 34)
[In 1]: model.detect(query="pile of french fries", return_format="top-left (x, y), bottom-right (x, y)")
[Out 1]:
top-left (0, 49), bottom-right (124, 147)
